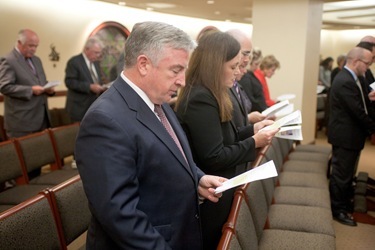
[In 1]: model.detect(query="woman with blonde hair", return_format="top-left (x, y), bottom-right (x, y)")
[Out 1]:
top-left (254, 54), bottom-right (280, 107)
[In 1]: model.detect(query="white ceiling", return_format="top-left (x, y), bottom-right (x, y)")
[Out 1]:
top-left (98, 0), bottom-right (375, 30)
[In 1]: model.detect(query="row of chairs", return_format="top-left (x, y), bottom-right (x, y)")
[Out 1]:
top-left (0, 175), bottom-right (90, 250)
top-left (218, 137), bottom-right (335, 249)
top-left (0, 123), bottom-right (80, 212)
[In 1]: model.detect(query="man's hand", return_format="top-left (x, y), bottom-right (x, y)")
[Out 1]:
top-left (90, 83), bottom-right (104, 94)
top-left (32, 85), bottom-right (45, 96)
top-left (252, 127), bottom-right (279, 148)
top-left (198, 175), bottom-right (227, 203)
top-left (44, 86), bottom-right (55, 95)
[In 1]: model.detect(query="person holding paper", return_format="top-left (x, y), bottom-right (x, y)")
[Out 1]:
top-left (254, 55), bottom-right (281, 107)
top-left (65, 37), bottom-right (106, 122)
top-left (75, 21), bottom-right (226, 249)
top-left (0, 29), bottom-right (54, 138)
top-left (175, 31), bottom-right (278, 249)
top-left (328, 47), bottom-right (375, 227)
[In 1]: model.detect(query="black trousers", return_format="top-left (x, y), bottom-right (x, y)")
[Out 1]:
top-left (329, 145), bottom-right (360, 215)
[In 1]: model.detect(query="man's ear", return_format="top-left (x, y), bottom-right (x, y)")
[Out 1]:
top-left (137, 55), bottom-right (150, 76)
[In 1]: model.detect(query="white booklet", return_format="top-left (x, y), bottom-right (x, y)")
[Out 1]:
top-left (215, 160), bottom-right (278, 194)
top-left (43, 81), bottom-right (60, 89)
top-left (275, 125), bottom-right (303, 141)
top-left (261, 110), bottom-right (302, 131)
top-left (370, 81), bottom-right (375, 90)
top-left (261, 100), bottom-right (289, 117)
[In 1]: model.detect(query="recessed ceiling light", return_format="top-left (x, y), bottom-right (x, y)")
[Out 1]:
top-left (118, 2), bottom-right (126, 6)
top-left (146, 3), bottom-right (176, 9)
top-left (214, 11), bottom-right (221, 15)
top-left (207, 1), bottom-right (215, 4)
top-left (146, 7), bottom-right (154, 11)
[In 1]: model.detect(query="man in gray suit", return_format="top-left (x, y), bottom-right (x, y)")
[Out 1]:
top-left (0, 29), bottom-right (55, 138)
top-left (64, 37), bottom-right (106, 122)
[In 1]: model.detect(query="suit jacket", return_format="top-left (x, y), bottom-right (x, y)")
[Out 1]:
top-left (328, 68), bottom-right (375, 150)
top-left (176, 85), bottom-right (256, 179)
top-left (75, 76), bottom-right (204, 249)
top-left (0, 48), bottom-right (50, 133)
top-left (239, 71), bottom-right (268, 112)
top-left (64, 53), bottom-right (104, 122)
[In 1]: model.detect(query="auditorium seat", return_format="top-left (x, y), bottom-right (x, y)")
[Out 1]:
top-left (48, 123), bottom-right (79, 169)
top-left (0, 140), bottom-right (50, 205)
top-left (14, 130), bottom-right (79, 185)
top-left (46, 175), bottom-right (90, 248)
top-left (0, 193), bottom-right (63, 249)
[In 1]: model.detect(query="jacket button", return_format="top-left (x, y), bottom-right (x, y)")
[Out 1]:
top-left (195, 214), bottom-right (199, 219)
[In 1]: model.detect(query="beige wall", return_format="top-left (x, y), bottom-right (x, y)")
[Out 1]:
top-left (1, 0), bottom-right (374, 139)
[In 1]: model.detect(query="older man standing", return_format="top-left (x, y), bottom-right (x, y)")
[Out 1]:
top-left (0, 29), bottom-right (55, 138)
top-left (65, 37), bottom-right (106, 122)
top-left (75, 21), bottom-right (225, 249)
top-left (328, 47), bottom-right (375, 226)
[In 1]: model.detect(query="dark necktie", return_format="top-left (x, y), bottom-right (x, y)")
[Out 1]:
top-left (154, 104), bottom-right (187, 162)
top-left (356, 78), bottom-right (368, 115)
top-left (25, 58), bottom-right (36, 75)
top-left (233, 81), bottom-right (241, 100)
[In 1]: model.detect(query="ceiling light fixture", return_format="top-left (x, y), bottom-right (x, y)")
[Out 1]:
top-left (207, 1), bottom-right (215, 4)
top-left (118, 2), bottom-right (126, 6)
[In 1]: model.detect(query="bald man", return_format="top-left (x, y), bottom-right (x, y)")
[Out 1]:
top-left (328, 47), bottom-right (375, 227)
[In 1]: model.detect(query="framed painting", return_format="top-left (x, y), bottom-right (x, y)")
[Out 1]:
top-left (89, 21), bottom-right (130, 83)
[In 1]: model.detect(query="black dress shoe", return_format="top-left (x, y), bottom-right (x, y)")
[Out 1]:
top-left (333, 212), bottom-right (357, 226)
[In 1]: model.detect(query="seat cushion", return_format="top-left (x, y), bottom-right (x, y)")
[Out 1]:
top-left (278, 172), bottom-right (328, 189)
top-left (268, 204), bottom-right (335, 236)
top-left (259, 229), bottom-right (335, 250)
top-left (0, 185), bottom-right (51, 205)
top-left (29, 170), bottom-right (79, 185)
top-left (282, 160), bottom-right (327, 174)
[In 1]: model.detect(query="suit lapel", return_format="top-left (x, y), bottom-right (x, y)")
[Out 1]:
top-left (113, 78), bottom-right (194, 177)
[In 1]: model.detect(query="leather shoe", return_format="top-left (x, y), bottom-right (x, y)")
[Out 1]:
top-left (333, 212), bottom-right (357, 226)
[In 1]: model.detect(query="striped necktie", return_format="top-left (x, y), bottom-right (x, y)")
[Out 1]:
top-left (154, 104), bottom-right (187, 162)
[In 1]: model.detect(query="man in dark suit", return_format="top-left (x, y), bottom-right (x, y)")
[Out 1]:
top-left (328, 47), bottom-right (375, 226)
top-left (0, 29), bottom-right (55, 138)
top-left (75, 21), bottom-right (226, 249)
top-left (65, 37), bottom-right (106, 122)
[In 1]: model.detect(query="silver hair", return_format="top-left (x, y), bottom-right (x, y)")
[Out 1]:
top-left (84, 37), bottom-right (104, 50)
top-left (124, 21), bottom-right (195, 68)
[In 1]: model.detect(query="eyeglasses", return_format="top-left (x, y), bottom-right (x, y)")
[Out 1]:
top-left (358, 59), bottom-right (372, 67)
top-left (241, 50), bottom-right (252, 57)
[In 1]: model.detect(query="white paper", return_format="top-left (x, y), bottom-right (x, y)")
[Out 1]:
top-left (275, 103), bottom-right (294, 118)
top-left (43, 81), bottom-right (60, 89)
top-left (277, 93), bottom-right (296, 101)
top-left (275, 125), bottom-right (303, 140)
top-left (261, 100), bottom-right (289, 117)
top-left (215, 160), bottom-right (278, 194)
top-left (370, 82), bottom-right (375, 90)
top-left (261, 110), bottom-right (302, 131)
top-left (317, 85), bottom-right (325, 94)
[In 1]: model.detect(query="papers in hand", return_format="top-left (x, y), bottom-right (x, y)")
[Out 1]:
top-left (261, 110), bottom-right (303, 140)
top-left (370, 82), bottom-right (375, 90)
top-left (215, 160), bottom-right (278, 194)
top-left (261, 100), bottom-right (290, 117)
top-left (43, 81), bottom-right (60, 89)
top-left (317, 85), bottom-right (325, 94)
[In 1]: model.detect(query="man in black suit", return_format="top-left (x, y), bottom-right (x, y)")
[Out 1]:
top-left (75, 21), bottom-right (225, 249)
top-left (64, 37), bottom-right (106, 122)
top-left (328, 47), bottom-right (375, 226)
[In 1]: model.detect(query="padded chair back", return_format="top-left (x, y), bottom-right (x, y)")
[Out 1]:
top-left (0, 140), bottom-right (25, 183)
top-left (48, 175), bottom-right (91, 246)
top-left (0, 114), bottom-right (7, 142)
top-left (15, 130), bottom-right (56, 174)
top-left (276, 137), bottom-right (294, 161)
top-left (0, 193), bottom-right (62, 250)
top-left (240, 181), bottom-right (269, 240)
top-left (49, 123), bottom-right (79, 168)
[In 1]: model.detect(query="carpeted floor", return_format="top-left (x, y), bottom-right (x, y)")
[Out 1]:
top-left (315, 130), bottom-right (375, 250)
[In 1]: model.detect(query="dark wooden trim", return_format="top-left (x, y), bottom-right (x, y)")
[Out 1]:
top-left (89, 21), bottom-right (130, 37)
